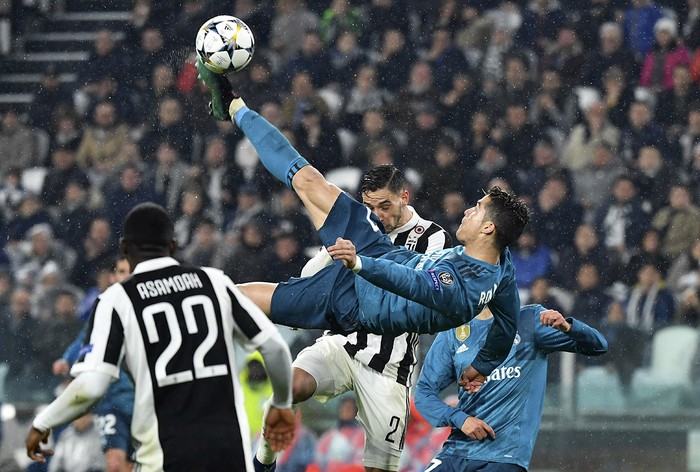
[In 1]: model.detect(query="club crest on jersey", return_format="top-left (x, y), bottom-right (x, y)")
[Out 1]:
top-left (456, 324), bottom-right (470, 341)
top-left (438, 272), bottom-right (454, 285)
top-left (414, 225), bottom-right (425, 234)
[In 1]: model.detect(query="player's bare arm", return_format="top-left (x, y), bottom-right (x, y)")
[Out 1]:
top-left (460, 417), bottom-right (496, 441)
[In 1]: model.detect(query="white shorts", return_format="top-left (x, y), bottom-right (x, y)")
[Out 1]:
top-left (293, 335), bottom-right (409, 471)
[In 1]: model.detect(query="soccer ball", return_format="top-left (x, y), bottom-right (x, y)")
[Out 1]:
top-left (195, 15), bottom-right (255, 74)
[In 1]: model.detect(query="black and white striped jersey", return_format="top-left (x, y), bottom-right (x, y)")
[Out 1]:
top-left (71, 257), bottom-right (279, 472)
top-left (341, 206), bottom-right (452, 386)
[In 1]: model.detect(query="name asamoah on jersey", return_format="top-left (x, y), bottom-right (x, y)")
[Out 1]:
top-left (136, 272), bottom-right (204, 299)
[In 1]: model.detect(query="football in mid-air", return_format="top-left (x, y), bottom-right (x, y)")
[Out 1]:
top-left (195, 15), bottom-right (255, 74)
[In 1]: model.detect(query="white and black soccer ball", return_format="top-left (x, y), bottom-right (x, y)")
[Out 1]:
top-left (195, 15), bottom-right (255, 74)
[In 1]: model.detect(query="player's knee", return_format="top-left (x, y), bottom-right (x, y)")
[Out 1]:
top-left (291, 166), bottom-right (327, 193)
top-left (292, 369), bottom-right (316, 404)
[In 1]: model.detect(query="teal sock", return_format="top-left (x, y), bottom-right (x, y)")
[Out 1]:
top-left (235, 107), bottom-right (309, 189)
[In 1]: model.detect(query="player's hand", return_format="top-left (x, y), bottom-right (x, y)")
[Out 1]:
top-left (327, 238), bottom-right (357, 270)
top-left (460, 416), bottom-right (495, 441)
top-left (458, 365), bottom-right (486, 394)
top-left (26, 427), bottom-right (53, 463)
top-left (264, 406), bottom-right (296, 452)
top-left (52, 359), bottom-right (70, 376)
top-left (539, 309), bottom-right (570, 332)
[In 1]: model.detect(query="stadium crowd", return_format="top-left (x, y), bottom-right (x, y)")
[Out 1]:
top-left (2, 0), bottom-right (700, 470)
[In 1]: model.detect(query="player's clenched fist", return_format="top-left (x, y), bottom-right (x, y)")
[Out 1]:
top-left (460, 417), bottom-right (495, 441)
top-left (458, 365), bottom-right (486, 394)
top-left (327, 237), bottom-right (358, 269)
top-left (264, 406), bottom-right (296, 452)
top-left (539, 309), bottom-right (571, 332)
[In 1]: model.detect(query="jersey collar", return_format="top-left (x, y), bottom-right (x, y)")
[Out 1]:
top-left (132, 256), bottom-right (180, 275)
top-left (391, 205), bottom-right (419, 236)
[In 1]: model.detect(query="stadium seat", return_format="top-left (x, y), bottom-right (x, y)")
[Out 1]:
top-left (629, 325), bottom-right (699, 410)
top-left (576, 365), bottom-right (627, 414)
top-left (325, 166), bottom-right (362, 194)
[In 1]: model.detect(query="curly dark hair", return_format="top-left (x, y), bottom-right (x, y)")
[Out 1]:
top-left (484, 186), bottom-right (530, 251)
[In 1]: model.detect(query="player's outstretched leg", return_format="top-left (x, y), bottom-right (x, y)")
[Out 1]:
top-left (196, 60), bottom-right (341, 230)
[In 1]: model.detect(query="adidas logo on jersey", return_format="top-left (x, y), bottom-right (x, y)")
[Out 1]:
top-left (456, 343), bottom-right (468, 354)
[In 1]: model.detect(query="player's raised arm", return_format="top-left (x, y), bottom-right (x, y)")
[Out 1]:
top-left (534, 308), bottom-right (608, 355)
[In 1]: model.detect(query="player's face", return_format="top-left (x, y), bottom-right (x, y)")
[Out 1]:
top-left (362, 188), bottom-right (409, 233)
top-left (456, 196), bottom-right (489, 243)
top-left (112, 259), bottom-right (131, 283)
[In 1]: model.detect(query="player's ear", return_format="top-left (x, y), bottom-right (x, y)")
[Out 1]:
top-left (400, 188), bottom-right (409, 205)
top-left (481, 221), bottom-right (495, 235)
top-left (168, 239), bottom-right (178, 255)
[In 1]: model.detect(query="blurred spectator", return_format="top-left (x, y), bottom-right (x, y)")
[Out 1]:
top-left (364, 0), bottom-right (410, 51)
top-left (404, 103), bottom-right (454, 172)
top-left (656, 64), bottom-right (700, 137)
top-left (682, 0), bottom-right (700, 49)
top-left (70, 217), bottom-right (115, 290)
top-left (40, 146), bottom-right (90, 209)
top-left (152, 140), bottom-right (192, 214)
top-left (511, 229), bottom-right (553, 289)
top-left (104, 164), bottom-right (156, 234)
top-left (501, 53), bottom-right (538, 106)
top-left (541, 25), bottom-right (587, 86)
top-left (5, 193), bottom-right (54, 245)
top-left (625, 263), bottom-right (675, 334)
top-left (529, 276), bottom-right (564, 313)
top-left (530, 175), bottom-right (583, 252)
top-left (375, 28), bottom-right (416, 93)
top-left (279, 30), bottom-right (333, 89)
top-left (471, 143), bottom-right (519, 200)
top-left (640, 17), bottom-right (690, 93)
top-left (569, 262), bottom-right (612, 328)
top-left (677, 284), bottom-right (700, 326)
top-left (599, 300), bottom-right (646, 390)
top-left (418, 139), bottom-right (470, 215)
top-left (594, 175), bottom-right (651, 258)
top-left (561, 100), bottom-right (620, 172)
top-left (48, 413), bottom-right (105, 472)
top-left (424, 28), bottom-right (471, 93)
top-left (348, 109), bottom-right (400, 168)
top-left (572, 141), bottom-right (624, 216)
top-left (232, 0), bottom-right (273, 50)
top-left (129, 27), bottom-right (168, 96)
top-left (195, 135), bottom-right (243, 226)
top-left (167, 0), bottom-right (213, 52)
top-left (435, 190), bottom-right (466, 238)
top-left (224, 217), bottom-right (275, 283)
top-left (667, 239), bottom-right (700, 295)
top-left (281, 71), bottom-right (331, 127)
top-left (181, 217), bottom-right (232, 269)
top-left (232, 56), bottom-right (281, 111)
top-left (651, 183), bottom-right (700, 258)
top-left (141, 63), bottom-right (186, 127)
top-left (343, 65), bottom-right (391, 132)
top-left (328, 29), bottom-right (366, 91)
top-left (0, 167), bottom-right (26, 221)
top-left (573, 0), bottom-right (617, 49)
top-left (76, 74), bottom-right (138, 128)
top-left (313, 397), bottom-right (365, 470)
top-left (556, 223), bottom-right (613, 291)
top-left (320, 0), bottom-right (363, 46)
top-left (601, 65), bottom-right (635, 129)
top-left (272, 187), bottom-right (318, 249)
top-left (462, 111), bottom-right (491, 165)
top-left (620, 100), bottom-right (670, 168)
top-left (54, 181), bottom-right (96, 252)
top-left (581, 22), bottom-right (638, 89)
top-left (35, 289), bottom-right (82, 368)
top-left (494, 101), bottom-right (542, 171)
top-left (27, 67), bottom-right (73, 133)
top-left (387, 61), bottom-right (440, 131)
top-left (139, 96), bottom-right (195, 162)
top-left (270, 0), bottom-right (320, 63)
top-left (440, 73), bottom-right (480, 143)
top-left (632, 145), bottom-right (677, 211)
top-left (0, 107), bottom-right (39, 176)
top-left (77, 29), bottom-right (127, 96)
top-left (240, 351), bottom-right (273, 438)
top-left (50, 108), bottom-right (83, 152)
top-left (76, 101), bottom-right (130, 188)
top-left (294, 104), bottom-right (343, 174)
top-left (173, 188), bottom-right (208, 248)
top-left (529, 68), bottom-right (578, 134)
top-left (623, 0), bottom-right (665, 59)
top-left (226, 184), bottom-right (272, 243)
top-left (678, 104), bottom-right (700, 169)
top-left (263, 229), bottom-right (308, 281)
top-left (624, 229), bottom-right (671, 286)
top-left (516, 0), bottom-right (567, 54)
